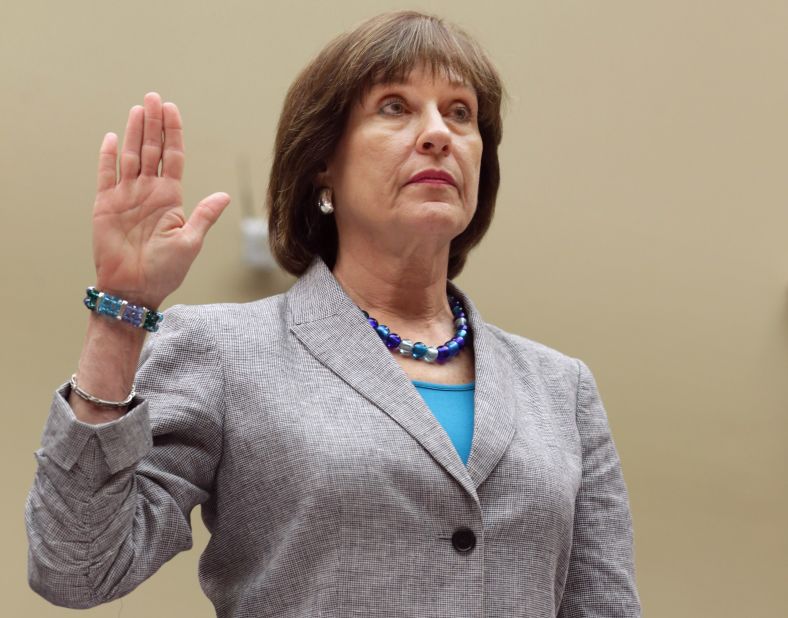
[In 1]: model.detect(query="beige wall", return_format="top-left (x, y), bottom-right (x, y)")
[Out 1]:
top-left (3, 1), bottom-right (786, 615)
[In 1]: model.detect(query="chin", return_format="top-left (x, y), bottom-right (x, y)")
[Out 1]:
top-left (402, 201), bottom-right (471, 237)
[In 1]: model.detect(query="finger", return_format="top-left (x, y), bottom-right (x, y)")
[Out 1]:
top-left (119, 105), bottom-right (144, 181)
top-left (162, 102), bottom-right (185, 181)
top-left (140, 92), bottom-right (164, 176)
top-left (96, 132), bottom-right (118, 192)
top-left (182, 192), bottom-right (231, 245)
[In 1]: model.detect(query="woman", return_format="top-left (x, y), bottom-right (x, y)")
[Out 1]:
top-left (26, 11), bottom-right (640, 617)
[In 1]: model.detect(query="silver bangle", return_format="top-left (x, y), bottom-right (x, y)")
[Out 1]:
top-left (69, 373), bottom-right (136, 408)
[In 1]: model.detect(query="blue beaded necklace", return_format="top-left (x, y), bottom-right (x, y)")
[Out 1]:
top-left (361, 294), bottom-right (470, 363)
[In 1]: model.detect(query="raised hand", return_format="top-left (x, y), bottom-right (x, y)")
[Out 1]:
top-left (92, 92), bottom-right (230, 309)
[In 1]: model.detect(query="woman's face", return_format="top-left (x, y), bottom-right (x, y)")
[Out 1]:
top-left (323, 65), bottom-right (483, 259)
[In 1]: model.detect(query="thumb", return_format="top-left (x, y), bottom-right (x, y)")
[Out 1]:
top-left (183, 192), bottom-right (231, 245)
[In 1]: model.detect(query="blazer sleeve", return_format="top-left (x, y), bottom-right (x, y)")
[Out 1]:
top-left (25, 305), bottom-right (225, 609)
top-left (557, 359), bottom-right (641, 618)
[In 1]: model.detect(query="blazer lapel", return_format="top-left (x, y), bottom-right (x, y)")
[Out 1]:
top-left (449, 282), bottom-right (517, 490)
top-left (286, 259), bottom-right (515, 500)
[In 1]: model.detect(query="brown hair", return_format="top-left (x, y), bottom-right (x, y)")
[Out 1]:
top-left (267, 10), bottom-right (504, 279)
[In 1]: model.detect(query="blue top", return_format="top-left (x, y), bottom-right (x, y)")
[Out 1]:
top-left (412, 380), bottom-right (475, 465)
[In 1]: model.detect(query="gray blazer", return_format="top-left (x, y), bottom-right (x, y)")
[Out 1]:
top-left (27, 258), bottom-right (640, 617)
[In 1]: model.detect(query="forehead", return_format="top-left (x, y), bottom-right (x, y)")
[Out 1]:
top-left (363, 65), bottom-right (477, 97)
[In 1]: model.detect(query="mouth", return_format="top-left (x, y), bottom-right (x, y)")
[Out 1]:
top-left (407, 169), bottom-right (457, 187)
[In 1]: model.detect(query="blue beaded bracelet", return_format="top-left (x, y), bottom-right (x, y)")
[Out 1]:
top-left (83, 287), bottom-right (164, 333)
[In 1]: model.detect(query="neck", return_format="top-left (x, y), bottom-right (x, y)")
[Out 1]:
top-left (332, 243), bottom-right (454, 333)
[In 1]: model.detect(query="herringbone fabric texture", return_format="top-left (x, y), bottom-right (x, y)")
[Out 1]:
top-left (26, 258), bottom-right (640, 617)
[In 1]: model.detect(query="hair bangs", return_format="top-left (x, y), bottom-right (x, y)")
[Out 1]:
top-left (345, 14), bottom-right (491, 103)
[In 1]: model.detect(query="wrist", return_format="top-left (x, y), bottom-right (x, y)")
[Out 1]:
top-left (83, 286), bottom-right (164, 333)
top-left (92, 283), bottom-right (164, 313)
top-left (85, 310), bottom-right (149, 343)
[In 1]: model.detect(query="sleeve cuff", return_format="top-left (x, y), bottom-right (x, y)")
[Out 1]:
top-left (41, 383), bottom-right (153, 474)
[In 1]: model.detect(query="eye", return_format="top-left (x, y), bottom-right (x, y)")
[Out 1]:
top-left (449, 103), bottom-right (473, 123)
top-left (379, 98), bottom-right (407, 116)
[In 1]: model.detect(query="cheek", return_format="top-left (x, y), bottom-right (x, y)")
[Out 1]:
top-left (464, 139), bottom-right (483, 193)
top-left (340, 136), bottom-right (404, 194)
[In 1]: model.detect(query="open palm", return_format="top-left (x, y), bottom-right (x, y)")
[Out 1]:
top-left (92, 92), bottom-right (230, 309)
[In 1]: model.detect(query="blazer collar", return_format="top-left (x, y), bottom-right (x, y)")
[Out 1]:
top-left (286, 258), bottom-right (516, 501)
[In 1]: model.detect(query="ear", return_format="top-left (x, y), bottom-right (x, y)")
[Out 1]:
top-left (314, 160), bottom-right (332, 188)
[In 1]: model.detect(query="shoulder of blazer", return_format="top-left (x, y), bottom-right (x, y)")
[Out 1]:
top-left (156, 295), bottom-right (290, 351)
top-left (482, 322), bottom-right (582, 386)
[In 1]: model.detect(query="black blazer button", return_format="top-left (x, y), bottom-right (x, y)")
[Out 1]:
top-left (451, 527), bottom-right (476, 553)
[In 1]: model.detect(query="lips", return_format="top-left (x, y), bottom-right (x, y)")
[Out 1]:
top-left (407, 169), bottom-right (457, 187)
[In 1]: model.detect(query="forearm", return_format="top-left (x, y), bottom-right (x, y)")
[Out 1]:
top-left (27, 439), bottom-right (196, 609)
top-left (69, 312), bottom-right (148, 423)
top-left (27, 389), bottom-right (156, 608)
top-left (28, 305), bottom-right (225, 608)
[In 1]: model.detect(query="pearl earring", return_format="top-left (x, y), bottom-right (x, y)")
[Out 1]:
top-left (318, 187), bottom-right (334, 214)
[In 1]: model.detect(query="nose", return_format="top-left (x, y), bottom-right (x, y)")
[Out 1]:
top-left (416, 108), bottom-right (451, 156)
